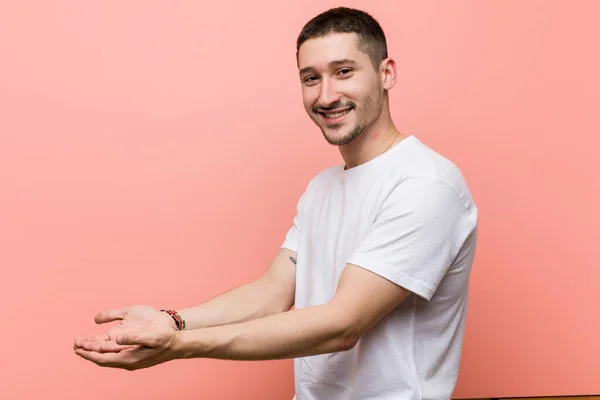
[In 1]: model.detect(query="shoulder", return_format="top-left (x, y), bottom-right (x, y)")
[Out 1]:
top-left (388, 136), bottom-right (477, 213)
top-left (292, 164), bottom-right (341, 212)
top-left (302, 164), bottom-right (341, 194)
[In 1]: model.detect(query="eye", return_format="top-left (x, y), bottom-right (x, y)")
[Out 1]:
top-left (337, 68), bottom-right (353, 77)
top-left (302, 75), bottom-right (320, 86)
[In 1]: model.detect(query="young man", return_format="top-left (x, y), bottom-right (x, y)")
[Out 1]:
top-left (74, 7), bottom-right (478, 400)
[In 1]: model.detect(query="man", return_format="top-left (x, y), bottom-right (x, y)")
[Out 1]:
top-left (74, 7), bottom-right (478, 400)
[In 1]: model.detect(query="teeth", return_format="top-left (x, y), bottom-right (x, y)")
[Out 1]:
top-left (324, 109), bottom-right (351, 118)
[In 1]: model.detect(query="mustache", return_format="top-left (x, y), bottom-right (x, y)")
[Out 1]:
top-left (313, 101), bottom-right (355, 114)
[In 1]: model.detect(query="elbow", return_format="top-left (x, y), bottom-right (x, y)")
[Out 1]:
top-left (331, 312), bottom-right (362, 352)
top-left (337, 333), bottom-right (360, 352)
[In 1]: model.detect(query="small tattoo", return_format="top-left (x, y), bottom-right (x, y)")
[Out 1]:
top-left (290, 257), bottom-right (297, 265)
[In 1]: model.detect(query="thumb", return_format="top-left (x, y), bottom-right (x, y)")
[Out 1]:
top-left (95, 307), bottom-right (130, 324)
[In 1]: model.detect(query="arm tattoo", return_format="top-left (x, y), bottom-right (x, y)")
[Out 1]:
top-left (290, 256), bottom-right (297, 265)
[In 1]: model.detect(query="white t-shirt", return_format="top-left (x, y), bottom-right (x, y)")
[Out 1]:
top-left (281, 135), bottom-right (478, 400)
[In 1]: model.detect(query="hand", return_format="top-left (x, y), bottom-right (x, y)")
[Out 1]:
top-left (74, 305), bottom-right (178, 369)
top-left (74, 324), bottom-right (180, 370)
top-left (74, 305), bottom-right (176, 353)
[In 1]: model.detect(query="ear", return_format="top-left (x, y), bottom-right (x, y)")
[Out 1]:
top-left (380, 57), bottom-right (397, 91)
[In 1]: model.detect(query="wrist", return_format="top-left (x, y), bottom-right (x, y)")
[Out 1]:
top-left (160, 309), bottom-right (186, 331)
top-left (170, 330), bottom-right (185, 359)
top-left (171, 330), bottom-right (196, 360)
top-left (171, 328), bottom-right (216, 360)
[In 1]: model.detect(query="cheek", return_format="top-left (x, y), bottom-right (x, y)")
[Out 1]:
top-left (301, 87), bottom-right (318, 112)
top-left (339, 78), bottom-right (375, 104)
top-left (360, 81), bottom-right (382, 110)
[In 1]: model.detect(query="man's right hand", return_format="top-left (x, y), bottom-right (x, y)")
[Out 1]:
top-left (73, 305), bottom-right (177, 354)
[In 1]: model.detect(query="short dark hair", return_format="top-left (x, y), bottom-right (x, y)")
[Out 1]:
top-left (296, 7), bottom-right (388, 69)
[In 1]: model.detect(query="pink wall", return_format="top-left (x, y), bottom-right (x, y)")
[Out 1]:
top-left (1, 1), bottom-right (598, 399)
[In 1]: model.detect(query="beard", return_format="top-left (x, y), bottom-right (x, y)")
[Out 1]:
top-left (320, 119), bottom-right (367, 146)
top-left (311, 98), bottom-right (374, 147)
top-left (312, 101), bottom-right (367, 146)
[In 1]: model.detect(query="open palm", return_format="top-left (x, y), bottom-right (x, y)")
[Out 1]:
top-left (74, 305), bottom-right (176, 353)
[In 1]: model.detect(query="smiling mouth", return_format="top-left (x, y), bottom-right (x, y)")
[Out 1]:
top-left (318, 108), bottom-right (352, 119)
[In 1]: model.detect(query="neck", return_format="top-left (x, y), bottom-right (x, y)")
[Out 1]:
top-left (339, 108), bottom-right (405, 170)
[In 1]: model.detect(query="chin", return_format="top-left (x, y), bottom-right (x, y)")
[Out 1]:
top-left (321, 122), bottom-right (365, 146)
top-left (321, 128), bottom-right (357, 146)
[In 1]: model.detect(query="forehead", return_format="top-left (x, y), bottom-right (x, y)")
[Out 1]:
top-left (297, 32), bottom-right (369, 71)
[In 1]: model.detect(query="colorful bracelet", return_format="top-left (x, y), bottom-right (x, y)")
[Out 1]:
top-left (160, 309), bottom-right (186, 331)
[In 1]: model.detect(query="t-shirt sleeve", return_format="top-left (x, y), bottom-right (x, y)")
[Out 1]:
top-left (281, 193), bottom-right (306, 252)
top-left (346, 177), bottom-right (476, 301)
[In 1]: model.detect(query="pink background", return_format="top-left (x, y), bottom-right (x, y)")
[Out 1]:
top-left (1, 1), bottom-right (598, 399)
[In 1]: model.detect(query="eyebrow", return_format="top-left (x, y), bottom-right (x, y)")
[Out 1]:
top-left (299, 59), bottom-right (359, 76)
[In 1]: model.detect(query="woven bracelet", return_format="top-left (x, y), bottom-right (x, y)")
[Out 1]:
top-left (160, 309), bottom-right (186, 331)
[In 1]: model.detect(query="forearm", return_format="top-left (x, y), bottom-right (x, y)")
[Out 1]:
top-left (176, 280), bottom-right (292, 330)
top-left (172, 303), bottom-right (356, 361)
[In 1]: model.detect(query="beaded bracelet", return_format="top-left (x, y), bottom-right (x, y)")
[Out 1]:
top-left (160, 309), bottom-right (186, 331)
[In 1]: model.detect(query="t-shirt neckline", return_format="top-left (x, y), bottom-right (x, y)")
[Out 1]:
top-left (338, 134), bottom-right (417, 180)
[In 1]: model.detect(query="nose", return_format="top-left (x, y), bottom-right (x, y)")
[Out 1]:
top-left (317, 77), bottom-right (341, 109)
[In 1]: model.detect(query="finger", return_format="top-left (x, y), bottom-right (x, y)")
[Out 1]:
top-left (116, 333), bottom-right (150, 347)
top-left (74, 348), bottom-right (130, 368)
top-left (95, 308), bottom-right (129, 324)
top-left (99, 342), bottom-right (136, 353)
top-left (78, 339), bottom-right (133, 353)
top-left (73, 333), bottom-right (110, 348)
top-left (94, 338), bottom-right (137, 353)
